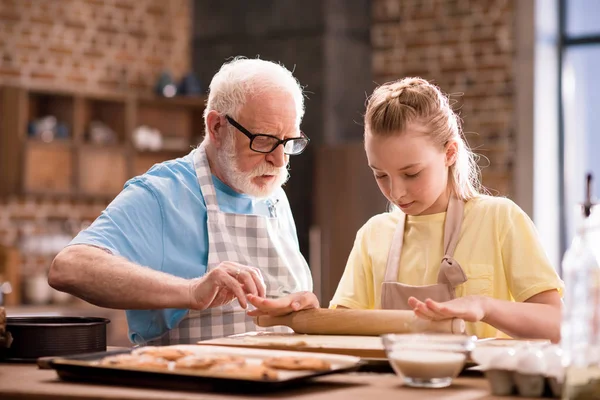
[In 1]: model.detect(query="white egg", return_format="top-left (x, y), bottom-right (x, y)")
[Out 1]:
top-left (516, 347), bottom-right (547, 375)
top-left (543, 345), bottom-right (565, 382)
top-left (488, 347), bottom-right (519, 371)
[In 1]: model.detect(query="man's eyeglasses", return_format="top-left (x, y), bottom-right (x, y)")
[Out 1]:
top-left (225, 115), bottom-right (309, 155)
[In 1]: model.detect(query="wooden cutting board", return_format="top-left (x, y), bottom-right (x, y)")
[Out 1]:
top-left (198, 309), bottom-right (465, 360)
top-left (197, 332), bottom-right (388, 359)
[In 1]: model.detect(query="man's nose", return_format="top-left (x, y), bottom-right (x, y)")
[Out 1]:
top-left (266, 144), bottom-right (286, 168)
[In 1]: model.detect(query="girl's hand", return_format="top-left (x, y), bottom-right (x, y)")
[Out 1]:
top-left (246, 292), bottom-right (320, 317)
top-left (408, 295), bottom-right (488, 323)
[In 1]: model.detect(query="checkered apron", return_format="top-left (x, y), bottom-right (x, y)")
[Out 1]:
top-left (154, 144), bottom-right (312, 344)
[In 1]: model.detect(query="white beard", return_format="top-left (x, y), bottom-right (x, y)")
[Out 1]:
top-left (216, 134), bottom-right (290, 199)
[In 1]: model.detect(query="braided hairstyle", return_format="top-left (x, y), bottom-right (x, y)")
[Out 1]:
top-left (364, 77), bottom-right (483, 201)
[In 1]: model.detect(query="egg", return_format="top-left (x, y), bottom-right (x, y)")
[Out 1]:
top-left (543, 345), bottom-right (565, 381)
top-left (489, 347), bottom-right (518, 371)
top-left (516, 347), bottom-right (547, 375)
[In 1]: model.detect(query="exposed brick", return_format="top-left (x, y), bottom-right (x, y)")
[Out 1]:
top-left (373, 0), bottom-right (401, 22)
top-left (98, 78), bottom-right (119, 90)
top-left (129, 29), bottom-right (148, 39)
top-left (17, 41), bottom-right (40, 51)
top-left (372, 0), bottom-right (515, 196)
top-left (159, 32), bottom-right (176, 42)
top-left (98, 24), bottom-right (119, 34)
top-left (115, 51), bottom-right (136, 62)
top-left (145, 56), bottom-right (164, 66)
top-left (30, 70), bottom-right (56, 80)
top-left (48, 46), bottom-right (73, 55)
top-left (115, 1), bottom-right (135, 11)
top-left (30, 15), bottom-right (54, 25)
top-left (0, 67), bottom-right (20, 77)
top-left (0, 10), bottom-right (19, 22)
top-left (147, 5), bottom-right (165, 16)
top-left (83, 49), bottom-right (105, 58)
top-left (65, 20), bottom-right (86, 30)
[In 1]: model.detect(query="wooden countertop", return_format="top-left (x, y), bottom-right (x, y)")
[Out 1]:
top-left (0, 363), bottom-right (540, 400)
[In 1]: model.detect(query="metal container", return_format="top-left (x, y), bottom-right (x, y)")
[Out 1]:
top-left (0, 316), bottom-right (110, 362)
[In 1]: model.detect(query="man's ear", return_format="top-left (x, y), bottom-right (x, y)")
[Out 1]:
top-left (445, 140), bottom-right (459, 167)
top-left (206, 111), bottom-right (225, 148)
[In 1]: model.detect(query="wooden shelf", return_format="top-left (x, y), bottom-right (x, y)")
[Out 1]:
top-left (24, 139), bottom-right (74, 149)
top-left (0, 85), bottom-right (206, 198)
top-left (137, 94), bottom-right (205, 109)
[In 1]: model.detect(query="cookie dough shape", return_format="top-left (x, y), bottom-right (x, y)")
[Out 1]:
top-left (209, 363), bottom-right (279, 381)
top-left (174, 355), bottom-right (246, 370)
top-left (98, 354), bottom-right (169, 369)
top-left (131, 346), bottom-right (195, 361)
top-left (262, 356), bottom-right (331, 371)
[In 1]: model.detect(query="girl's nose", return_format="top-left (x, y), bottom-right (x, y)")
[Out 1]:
top-left (389, 179), bottom-right (406, 202)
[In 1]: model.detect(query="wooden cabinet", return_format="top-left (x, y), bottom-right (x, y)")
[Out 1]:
top-left (78, 146), bottom-right (128, 196)
top-left (23, 142), bottom-right (74, 195)
top-left (311, 143), bottom-right (389, 305)
top-left (0, 86), bottom-right (206, 199)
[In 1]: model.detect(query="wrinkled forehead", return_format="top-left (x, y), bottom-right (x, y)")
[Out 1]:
top-left (236, 91), bottom-right (299, 133)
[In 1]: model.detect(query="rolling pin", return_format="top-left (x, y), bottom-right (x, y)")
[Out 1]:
top-left (254, 308), bottom-right (465, 336)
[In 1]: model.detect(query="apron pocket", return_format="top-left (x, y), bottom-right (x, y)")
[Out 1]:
top-left (460, 263), bottom-right (494, 297)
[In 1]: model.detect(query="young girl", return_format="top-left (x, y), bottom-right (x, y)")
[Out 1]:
top-left (248, 77), bottom-right (563, 342)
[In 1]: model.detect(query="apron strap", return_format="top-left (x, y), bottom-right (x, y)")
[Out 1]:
top-left (193, 143), bottom-right (221, 213)
top-left (384, 211), bottom-right (406, 282)
top-left (383, 196), bottom-right (468, 286)
top-left (437, 196), bottom-right (467, 287)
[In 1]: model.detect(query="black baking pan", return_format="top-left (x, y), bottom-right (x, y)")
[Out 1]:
top-left (0, 316), bottom-right (110, 362)
top-left (48, 349), bottom-right (365, 393)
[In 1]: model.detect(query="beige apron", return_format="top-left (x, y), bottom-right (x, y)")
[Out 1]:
top-left (381, 196), bottom-right (467, 309)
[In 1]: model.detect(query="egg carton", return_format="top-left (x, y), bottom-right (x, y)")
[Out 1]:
top-left (471, 342), bottom-right (564, 398)
top-left (484, 369), bottom-right (562, 398)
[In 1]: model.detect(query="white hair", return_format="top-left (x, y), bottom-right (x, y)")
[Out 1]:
top-left (203, 56), bottom-right (305, 134)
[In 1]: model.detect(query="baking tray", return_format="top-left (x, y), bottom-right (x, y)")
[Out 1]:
top-left (48, 345), bottom-right (364, 393)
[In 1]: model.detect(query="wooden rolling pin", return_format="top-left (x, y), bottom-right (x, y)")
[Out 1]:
top-left (254, 308), bottom-right (465, 336)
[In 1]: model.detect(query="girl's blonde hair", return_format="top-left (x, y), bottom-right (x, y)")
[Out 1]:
top-left (364, 77), bottom-right (483, 201)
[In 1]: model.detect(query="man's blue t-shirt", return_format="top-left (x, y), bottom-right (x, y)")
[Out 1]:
top-left (69, 150), bottom-right (300, 344)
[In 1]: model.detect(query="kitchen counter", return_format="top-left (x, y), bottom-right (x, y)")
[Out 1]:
top-left (0, 363), bottom-right (540, 400)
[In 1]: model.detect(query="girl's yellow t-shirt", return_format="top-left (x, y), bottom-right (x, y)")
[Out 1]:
top-left (329, 195), bottom-right (564, 339)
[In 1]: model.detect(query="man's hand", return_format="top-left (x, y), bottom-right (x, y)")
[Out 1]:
top-left (246, 292), bottom-right (319, 317)
top-left (188, 262), bottom-right (266, 310)
top-left (407, 295), bottom-right (488, 323)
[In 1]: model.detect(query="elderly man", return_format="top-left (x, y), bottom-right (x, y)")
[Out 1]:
top-left (49, 57), bottom-right (319, 345)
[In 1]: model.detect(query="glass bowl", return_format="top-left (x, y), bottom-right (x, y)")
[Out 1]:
top-left (381, 333), bottom-right (477, 388)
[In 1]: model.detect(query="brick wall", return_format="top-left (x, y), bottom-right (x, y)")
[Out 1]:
top-left (0, 0), bottom-right (191, 301)
top-left (0, 0), bottom-right (190, 93)
top-left (0, 196), bottom-right (108, 278)
top-left (371, 0), bottom-right (515, 196)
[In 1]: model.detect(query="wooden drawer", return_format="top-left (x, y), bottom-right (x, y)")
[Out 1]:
top-left (23, 143), bottom-right (73, 194)
top-left (78, 147), bottom-right (127, 196)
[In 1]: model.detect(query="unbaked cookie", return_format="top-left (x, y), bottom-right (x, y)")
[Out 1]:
top-left (99, 354), bottom-right (169, 369)
top-left (174, 355), bottom-right (245, 370)
top-left (209, 364), bottom-right (279, 381)
top-left (131, 346), bottom-right (194, 361)
top-left (262, 356), bottom-right (331, 371)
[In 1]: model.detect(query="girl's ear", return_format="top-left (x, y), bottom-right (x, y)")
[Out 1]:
top-left (445, 140), bottom-right (459, 167)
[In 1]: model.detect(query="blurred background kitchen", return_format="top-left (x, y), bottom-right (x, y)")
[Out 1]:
top-left (0, 0), bottom-right (597, 346)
